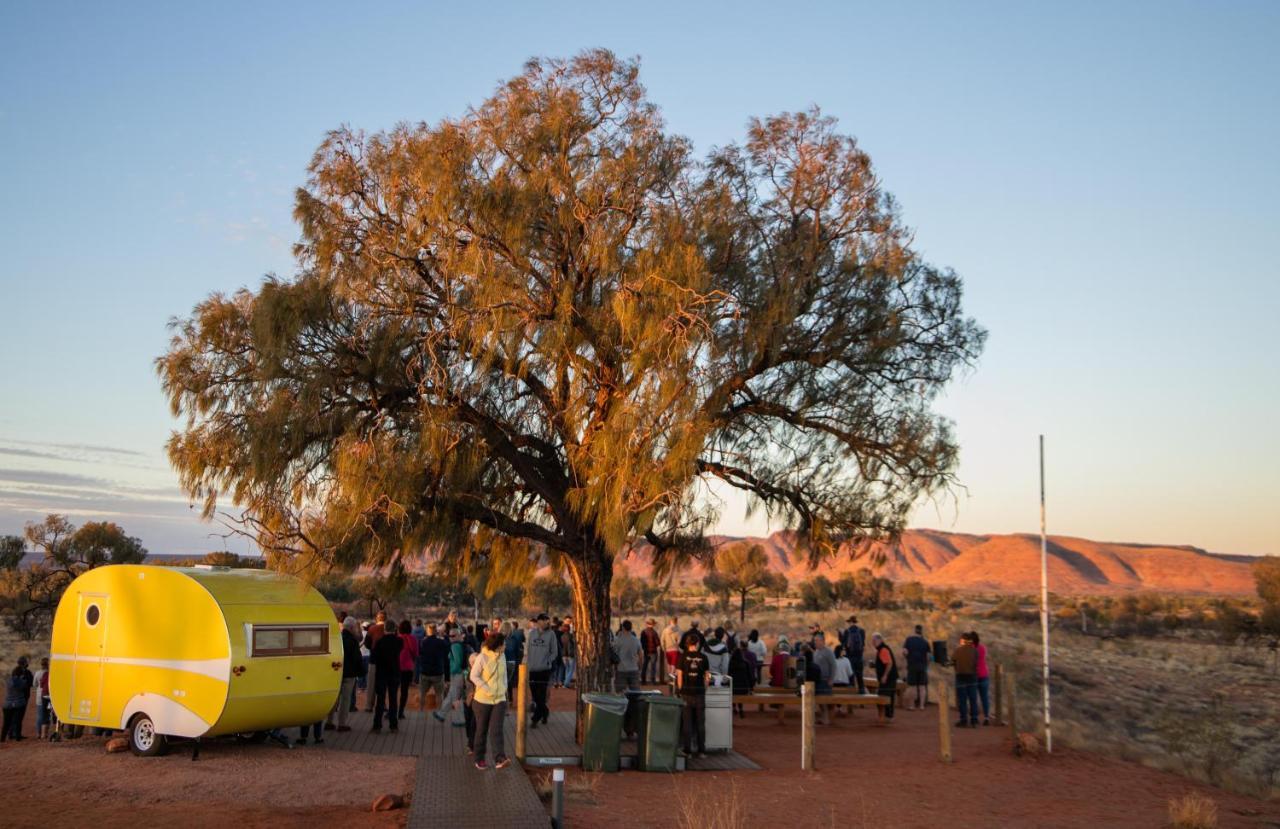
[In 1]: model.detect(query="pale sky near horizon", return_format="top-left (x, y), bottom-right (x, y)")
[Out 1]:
top-left (1, 2), bottom-right (1277, 558)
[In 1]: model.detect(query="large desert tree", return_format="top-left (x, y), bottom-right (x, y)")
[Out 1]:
top-left (707, 543), bottom-right (786, 622)
top-left (158, 50), bottom-right (984, 695)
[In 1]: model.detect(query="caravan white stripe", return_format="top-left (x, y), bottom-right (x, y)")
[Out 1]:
top-left (50, 653), bottom-right (230, 682)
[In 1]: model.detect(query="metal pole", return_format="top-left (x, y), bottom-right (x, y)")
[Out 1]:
top-left (551, 767), bottom-right (565, 828)
top-left (1039, 435), bottom-right (1052, 753)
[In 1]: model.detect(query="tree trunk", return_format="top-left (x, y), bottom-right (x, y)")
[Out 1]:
top-left (565, 549), bottom-right (614, 744)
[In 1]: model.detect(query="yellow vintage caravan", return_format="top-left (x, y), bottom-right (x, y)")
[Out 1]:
top-left (50, 564), bottom-right (341, 755)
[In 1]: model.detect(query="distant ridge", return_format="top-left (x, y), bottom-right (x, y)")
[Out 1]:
top-left (615, 529), bottom-right (1260, 596)
top-left (18, 532), bottom-right (1259, 596)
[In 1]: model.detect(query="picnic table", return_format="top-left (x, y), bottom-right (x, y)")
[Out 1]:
top-left (737, 689), bottom-right (889, 722)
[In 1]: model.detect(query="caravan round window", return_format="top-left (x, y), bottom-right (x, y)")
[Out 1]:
top-left (86, 605), bottom-right (100, 626)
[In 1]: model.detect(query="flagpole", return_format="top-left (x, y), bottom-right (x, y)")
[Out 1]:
top-left (1039, 434), bottom-right (1052, 753)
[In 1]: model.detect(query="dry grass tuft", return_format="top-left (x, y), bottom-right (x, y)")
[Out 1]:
top-left (677, 778), bottom-right (746, 829)
top-left (532, 770), bottom-right (602, 806)
top-left (1168, 791), bottom-right (1218, 829)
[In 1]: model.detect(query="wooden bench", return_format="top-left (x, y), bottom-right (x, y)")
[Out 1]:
top-left (736, 692), bottom-right (887, 723)
top-left (753, 680), bottom-right (908, 707)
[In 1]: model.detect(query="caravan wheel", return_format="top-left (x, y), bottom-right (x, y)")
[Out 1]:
top-left (129, 713), bottom-right (168, 757)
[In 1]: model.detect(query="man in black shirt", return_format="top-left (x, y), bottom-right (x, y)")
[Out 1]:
top-left (675, 638), bottom-right (709, 757)
top-left (371, 622), bottom-right (403, 733)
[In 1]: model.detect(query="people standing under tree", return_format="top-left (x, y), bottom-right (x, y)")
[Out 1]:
top-left (470, 630), bottom-right (512, 771)
top-left (326, 617), bottom-right (363, 732)
top-left (612, 619), bottom-right (642, 692)
top-left (769, 638), bottom-right (791, 687)
top-left (418, 623), bottom-right (449, 716)
top-left (675, 636), bottom-right (709, 758)
top-left (728, 640), bottom-right (754, 718)
top-left (524, 613), bottom-right (558, 729)
top-left (640, 619), bottom-right (662, 685)
top-left (902, 624), bottom-right (932, 710)
top-left (971, 630), bottom-right (991, 726)
top-left (703, 627), bottom-right (730, 676)
top-left (370, 619), bottom-right (403, 734)
top-left (952, 633), bottom-right (979, 728)
top-left (841, 616), bottom-right (867, 693)
top-left (362, 612), bottom-right (388, 711)
top-left (832, 645), bottom-right (853, 688)
top-left (661, 617), bottom-right (681, 675)
top-left (397, 619), bottom-right (419, 719)
top-left (560, 620), bottom-right (577, 689)
top-left (33, 656), bottom-right (51, 740)
top-left (871, 632), bottom-right (898, 723)
top-left (746, 630), bottom-right (768, 684)
top-left (2, 658), bottom-right (33, 741)
top-left (434, 629), bottom-right (468, 726)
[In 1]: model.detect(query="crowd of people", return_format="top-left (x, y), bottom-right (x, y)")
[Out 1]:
top-left (1, 607), bottom-right (991, 763)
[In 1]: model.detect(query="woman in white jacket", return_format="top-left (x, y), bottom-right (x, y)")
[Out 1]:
top-left (469, 631), bottom-right (511, 770)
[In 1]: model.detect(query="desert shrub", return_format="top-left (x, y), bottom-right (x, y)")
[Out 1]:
top-left (1167, 791), bottom-right (1218, 829)
top-left (992, 596), bottom-right (1023, 622)
top-left (1135, 616), bottom-right (1160, 638)
top-left (1260, 604), bottom-right (1280, 637)
top-left (1214, 604), bottom-right (1259, 643)
top-left (1163, 613), bottom-right (1182, 631)
top-left (1156, 697), bottom-right (1236, 786)
top-left (677, 778), bottom-right (746, 829)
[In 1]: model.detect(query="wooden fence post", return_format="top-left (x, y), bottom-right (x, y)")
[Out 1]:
top-left (993, 663), bottom-right (1004, 726)
top-left (1006, 668), bottom-right (1018, 747)
top-left (938, 678), bottom-right (952, 763)
top-left (516, 663), bottom-right (528, 761)
top-left (801, 680), bottom-right (816, 771)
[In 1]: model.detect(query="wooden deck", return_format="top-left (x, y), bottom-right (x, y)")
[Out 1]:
top-left (319, 707), bottom-right (759, 770)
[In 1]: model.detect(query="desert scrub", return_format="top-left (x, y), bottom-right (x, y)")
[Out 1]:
top-left (1167, 791), bottom-right (1218, 829)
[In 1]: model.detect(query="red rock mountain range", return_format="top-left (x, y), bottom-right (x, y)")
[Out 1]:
top-left (615, 529), bottom-right (1259, 596)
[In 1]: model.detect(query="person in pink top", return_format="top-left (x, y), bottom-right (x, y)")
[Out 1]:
top-left (398, 619), bottom-right (420, 719)
top-left (970, 630), bottom-right (991, 726)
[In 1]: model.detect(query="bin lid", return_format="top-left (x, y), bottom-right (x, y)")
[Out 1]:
top-left (642, 695), bottom-right (685, 707)
top-left (625, 689), bottom-right (662, 697)
top-left (582, 693), bottom-right (629, 715)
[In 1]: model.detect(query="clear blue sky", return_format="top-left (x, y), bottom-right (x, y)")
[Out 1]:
top-left (1, 1), bottom-right (1276, 557)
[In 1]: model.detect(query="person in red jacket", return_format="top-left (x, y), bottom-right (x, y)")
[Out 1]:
top-left (640, 618), bottom-right (663, 685)
top-left (397, 619), bottom-right (420, 718)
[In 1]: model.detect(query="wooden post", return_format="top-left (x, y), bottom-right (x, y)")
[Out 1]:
top-left (993, 663), bottom-right (1004, 726)
top-left (937, 678), bottom-right (952, 762)
top-left (516, 663), bottom-right (528, 761)
top-left (1006, 668), bottom-right (1018, 746)
top-left (801, 680), bottom-right (816, 771)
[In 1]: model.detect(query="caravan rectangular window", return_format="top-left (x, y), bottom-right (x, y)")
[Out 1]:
top-left (251, 625), bottom-right (329, 656)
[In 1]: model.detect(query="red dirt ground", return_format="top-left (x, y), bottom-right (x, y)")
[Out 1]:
top-left (6, 685), bottom-right (1279, 828)
top-left (539, 687), bottom-right (1280, 829)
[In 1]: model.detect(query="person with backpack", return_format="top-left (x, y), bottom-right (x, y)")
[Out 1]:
top-left (2, 658), bottom-right (33, 741)
top-left (871, 632), bottom-right (898, 723)
top-left (728, 640), bottom-right (755, 718)
top-left (612, 619), bottom-right (642, 692)
top-left (841, 616), bottom-right (867, 693)
top-left (703, 627), bottom-right (730, 676)
top-left (902, 624), bottom-right (932, 709)
top-left (417, 622), bottom-right (450, 715)
top-left (675, 636), bottom-right (709, 757)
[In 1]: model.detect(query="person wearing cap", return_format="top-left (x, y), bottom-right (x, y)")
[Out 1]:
top-left (840, 615), bottom-right (867, 693)
top-left (523, 613), bottom-right (559, 728)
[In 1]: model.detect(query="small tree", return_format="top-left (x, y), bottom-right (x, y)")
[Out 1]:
top-left (1254, 556), bottom-right (1280, 606)
top-left (0, 515), bottom-right (148, 638)
top-left (706, 543), bottom-right (778, 622)
top-left (0, 536), bottom-right (24, 570)
top-left (799, 575), bottom-right (835, 611)
top-left (527, 575), bottom-right (573, 614)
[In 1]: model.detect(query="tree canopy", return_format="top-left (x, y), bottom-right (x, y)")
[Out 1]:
top-left (158, 49), bottom-right (983, 692)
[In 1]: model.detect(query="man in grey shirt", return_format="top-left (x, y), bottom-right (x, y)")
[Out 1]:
top-left (524, 613), bottom-right (559, 727)
top-left (612, 619), bottom-right (642, 692)
top-left (810, 633), bottom-right (837, 725)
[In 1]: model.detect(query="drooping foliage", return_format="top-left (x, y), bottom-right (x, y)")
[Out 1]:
top-left (158, 50), bottom-right (983, 692)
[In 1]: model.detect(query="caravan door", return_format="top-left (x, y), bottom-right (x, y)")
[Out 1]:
top-left (69, 592), bottom-right (109, 723)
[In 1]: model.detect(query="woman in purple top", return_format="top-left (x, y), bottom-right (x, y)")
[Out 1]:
top-left (971, 631), bottom-right (991, 726)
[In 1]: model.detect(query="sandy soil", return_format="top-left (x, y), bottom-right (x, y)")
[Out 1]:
top-left (538, 687), bottom-right (1280, 829)
top-left (1, 700), bottom-right (414, 829)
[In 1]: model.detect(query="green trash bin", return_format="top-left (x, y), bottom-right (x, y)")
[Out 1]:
top-left (637, 695), bottom-right (685, 772)
top-left (581, 693), bottom-right (628, 772)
